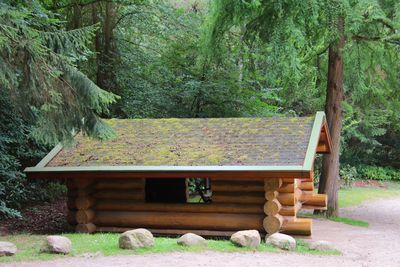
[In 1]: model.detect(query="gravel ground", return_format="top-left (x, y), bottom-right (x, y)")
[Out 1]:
top-left (3, 197), bottom-right (400, 267)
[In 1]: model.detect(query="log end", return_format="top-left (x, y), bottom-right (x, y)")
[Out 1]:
top-left (263, 214), bottom-right (283, 234)
top-left (76, 223), bottom-right (97, 233)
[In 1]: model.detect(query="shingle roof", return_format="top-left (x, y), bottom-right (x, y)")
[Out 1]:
top-left (46, 116), bottom-right (316, 168)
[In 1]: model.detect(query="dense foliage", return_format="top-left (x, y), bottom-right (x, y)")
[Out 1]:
top-left (206, 0), bottom-right (400, 167)
top-left (0, 1), bottom-right (118, 144)
top-left (0, 0), bottom-right (399, 217)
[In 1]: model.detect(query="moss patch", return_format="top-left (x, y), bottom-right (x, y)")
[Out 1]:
top-left (46, 116), bottom-right (315, 167)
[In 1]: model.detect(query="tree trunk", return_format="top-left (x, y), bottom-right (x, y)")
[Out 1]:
top-left (72, 3), bottom-right (81, 29)
top-left (91, 3), bottom-right (102, 85)
top-left (317, 16), bottom-right (345, 217)
top-left (97, 1), bottom-right (116, 92)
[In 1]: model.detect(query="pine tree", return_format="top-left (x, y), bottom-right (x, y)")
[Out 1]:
top-left (0, 0), bottom-right (119, 145)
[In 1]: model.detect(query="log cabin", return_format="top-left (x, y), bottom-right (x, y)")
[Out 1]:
top-left (25, 111), bottom-right (332, 236)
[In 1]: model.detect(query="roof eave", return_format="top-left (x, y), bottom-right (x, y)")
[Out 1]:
top-left (303, 111), bottom-right (329, 171)
top-left (24, 165), bottom-right (311, 180)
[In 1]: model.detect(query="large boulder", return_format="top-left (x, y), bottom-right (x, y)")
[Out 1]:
top-left (230, 230), bottom-right (261, 247)
top-left (41, 236), bottom-right (72, 254)
top-left (177, 233), bottom-right (207, 247)
top-left (0, 241), bottom-right (17, 256)
top-left (309, 240), bottom-right (336, 251)
top-left (266, 233), bottom-right (296, 251)
top-left (119, 228), bottom-right (154, 249)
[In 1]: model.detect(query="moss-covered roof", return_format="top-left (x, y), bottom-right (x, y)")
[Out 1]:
top-left (46, 116), bottom-right (316, 167)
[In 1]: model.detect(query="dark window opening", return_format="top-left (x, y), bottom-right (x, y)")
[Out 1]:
top-left (145, 178), bottom-right (212, 203)
top-left (145, 178), bottom-right (187, 203)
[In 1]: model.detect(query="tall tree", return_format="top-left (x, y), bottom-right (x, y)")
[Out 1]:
top-left (318, 0), bottom-right (400, 215)
top-left (319, 16), bottom-right (345, 216)
top-left (205, 0), bottom-right (400, 216)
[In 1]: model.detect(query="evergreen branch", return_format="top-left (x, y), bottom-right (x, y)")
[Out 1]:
top-left (353, 34), bottom-right (400, 45)
top-left (48, 0), bottom-right (114, 11)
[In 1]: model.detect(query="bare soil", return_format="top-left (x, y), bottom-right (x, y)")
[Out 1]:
top-left (3, 196), bottom-right (400, 267)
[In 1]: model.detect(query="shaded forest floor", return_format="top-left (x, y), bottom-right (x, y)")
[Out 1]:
top-left (0, 198), bottom-right (72, 235)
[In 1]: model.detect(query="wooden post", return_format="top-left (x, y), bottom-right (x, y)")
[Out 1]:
top-left (263, 179), bottom-right (283, 234)
top-left (74, 178), bottom-right (97, 233)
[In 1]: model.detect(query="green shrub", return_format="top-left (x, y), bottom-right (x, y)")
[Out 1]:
top-left (339, 164), bottom-right (400, 184)
top-left (355, 165), bottom-right (400, 181)
top-left (340, 164), bottom-right (359, 188)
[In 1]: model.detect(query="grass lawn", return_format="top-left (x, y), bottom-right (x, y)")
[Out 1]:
top-left (339, 182), bottom-right (400, 208)
top-left (301, 212), bottom-right (369, 227)
top-left (0, 233), bottom-right (340, 263)
top-left (301, 181), bottom-right (400, 227)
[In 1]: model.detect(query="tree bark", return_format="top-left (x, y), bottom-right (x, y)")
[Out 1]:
top-left (97, 1), bottom-right (117, 92)
top-left (72, 3), bottom-right (82, 29)
top-left (317, 16), bottom-right (345, 217)
top-left (91, 3), bottom-right (102, 85)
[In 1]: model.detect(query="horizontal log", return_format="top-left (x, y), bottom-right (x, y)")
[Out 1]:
top-left (76, 209), bottom-right (95, 224)
top-left (277, 182), bottom-right (295, 193)
top-left (281, 218), bottom-right (312, 236)
top-left (95, 200), bottom-right (263, 214)
top-left (264, 179), bottom-right (282, 192)
top-left (76, 196), bottom-right (96, 210)
top-left (211, 182), bottom-right (264, 192)
top-left (212, 192), bottom-right (265, 204)
top-left (76, 223), bottom-right (96, 233)
top-left (299, 172), bottom-right (314, 183)
top-left (299, 193), bottom-right (327, 207)
top-left (68, 186), bottom-right (95, 197)
top-left (300, 190), bottom-right (314, 195)
top-left (210, 179), bottom-right (263, 184)
top-left (74, 178), bottom-right (95, 189)
top-left (298, 181), bottom-right (314, 191)
top-left (94, 190), bottom-right (144, 201)
top-left (279, 202), bottom-right (302, 216)
top-left (276, 189), bottom-right (302, 206)
top-left (281, 178), bottom-right (297, 183)
top-left (94, 211), bottom-right (264, 231)
top-left (95, 179), bottom-right (144, 190)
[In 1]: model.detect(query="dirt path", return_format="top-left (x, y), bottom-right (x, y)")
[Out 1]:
top-left (4, 197), bottom-right (400, 267)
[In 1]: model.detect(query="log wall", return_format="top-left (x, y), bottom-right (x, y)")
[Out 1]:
top-left (66, 175), bottom-right (327, 236)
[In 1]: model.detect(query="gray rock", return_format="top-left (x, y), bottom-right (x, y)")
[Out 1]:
top-left (177, 233), bottom-right (207, 247)
top-left (309, 240), bottom-right (336, 251)
top-left (41, 236), bottom-right (72, 254)
top-left (119, 228), bottom-right (154, 249)
top-left (266, 233), bottom-right (296, 251)
top-left (230, 230), bottom-right (261, 247)
top-left (0, 241), bottom-right (17, 256)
